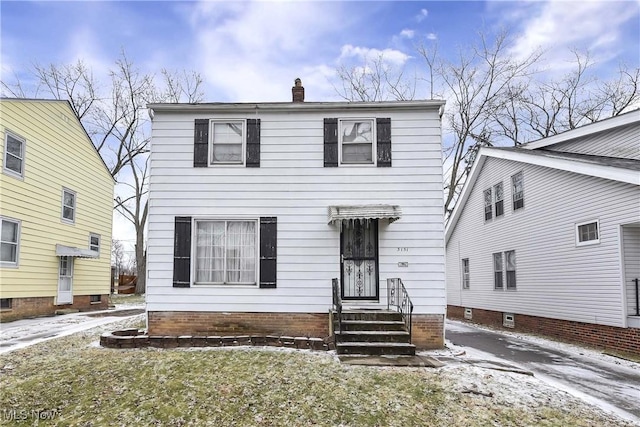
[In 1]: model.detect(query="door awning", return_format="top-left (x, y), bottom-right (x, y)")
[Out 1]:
top-left (327, 204), bottom-right (402, 225)
top-left (55, 244), bottom-right (99, 259)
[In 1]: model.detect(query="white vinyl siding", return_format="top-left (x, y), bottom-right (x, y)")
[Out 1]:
top-left (446, 156), bottom-right (640, 328)
top-left (147, 108), bottom-right (445, 315)
top-left (545, 123), bottom-right (640, 160)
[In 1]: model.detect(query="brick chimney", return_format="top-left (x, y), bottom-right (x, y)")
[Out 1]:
top-left (292, 78), bottom-right (304, 102)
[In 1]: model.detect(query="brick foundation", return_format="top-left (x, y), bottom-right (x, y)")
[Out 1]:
top-left (148, 311), bottom-right (331, 339)
top-left (0, 295), bottom-right (109, 322)
top-left (447, 305), bottom-right (640, 356)
top-left (411, 314), bottom-right (445, 349)
top-left (149, 311), bottom-right (445, 350)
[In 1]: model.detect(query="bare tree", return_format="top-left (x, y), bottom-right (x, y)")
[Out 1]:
top-left (430, 31), bottom-right (541, 217)
top-left (495, 51), bottom-right (640, 145)
top-left (334, 54), bottom-right (416, 102)
top-left (111, 239), bottom-right (126, 275)
top-left (2, 52), bottom-right (204, 294)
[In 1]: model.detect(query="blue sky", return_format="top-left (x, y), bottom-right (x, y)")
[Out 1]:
top-left (2, 0), bottom-right (639, 248)
top-left (3, 1), bottom-right (639, 102)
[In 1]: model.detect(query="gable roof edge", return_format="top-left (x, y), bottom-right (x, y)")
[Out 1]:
top-left (522, 110), bottom-right (640, 150)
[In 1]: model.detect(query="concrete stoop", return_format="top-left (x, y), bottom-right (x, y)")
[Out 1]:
top-left (334, 310), bottom-right (416, 356)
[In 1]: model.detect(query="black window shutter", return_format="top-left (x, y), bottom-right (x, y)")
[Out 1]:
top-left (246, 119), bottom-right (261, 167)
top-left (259, 217), bottom-right (277, 288)
top-left (324, 118), bottom-right (338, 167)
top-left (377, 118), bottom-right (392, 167)
top-left (173, 216), bottom-right (192, 287)
top-left (194, 119), bottom-right (209, 167)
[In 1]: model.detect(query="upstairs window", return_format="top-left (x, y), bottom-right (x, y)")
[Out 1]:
top-left (62, 188), bottom-right (76, 223)
top-left (211, 121), bottom-right (244, 165)
top-left (493, 252), bottom-right (503, 289)
top-left (512, 171), bottom-right (524, 210)
top-left (1, 217), bottom-right (20, 266)
top-left (340, 119), bottom-right (374, 164)
top-left (576, 220), bottom-right (600, 246)
top-left (461, 258), bottom-right (470, 289)
top-left (3, 132), bottom-right (25, 178)
top-left (484, 188), bottom-right (493, 221)
top-left (494, 182), bottom-right (504, 217)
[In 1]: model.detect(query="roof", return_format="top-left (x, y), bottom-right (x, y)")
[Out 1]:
top-left (0, 98), bottom-right (114, 181)
top-left (521, 109), bottom-right (640, 150)
top-left (496, 147), bottom-right (640, 171)
top-left (147, 99), bottom-right (446, 115)
top-left (445, 146), bottom-right (640, 243)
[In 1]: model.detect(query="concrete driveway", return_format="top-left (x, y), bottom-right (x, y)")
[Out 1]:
top-left (0, 306), bottom-right (145, 354)
top-left (445, 320), bottom-right (640, 424)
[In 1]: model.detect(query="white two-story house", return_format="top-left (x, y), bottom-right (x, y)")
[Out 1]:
top-left (146, 81), bottom-right (446, 349)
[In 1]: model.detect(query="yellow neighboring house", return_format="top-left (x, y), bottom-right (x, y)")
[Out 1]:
top-left (0, 98), bottom-right (114, 321)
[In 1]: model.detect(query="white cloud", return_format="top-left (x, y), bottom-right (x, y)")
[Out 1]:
top-left (426, 33), bottom-right (437, 41)
top-left (505, 0), bottom-right (639, 73)
top-left (416, 8), bottom-right (428, 22)
top-left (400, 29), bottom-right (415, 39)
top-left (190, 1), bottom-right (346, 102)
top-left (339, 44), bottom-right (411, 66)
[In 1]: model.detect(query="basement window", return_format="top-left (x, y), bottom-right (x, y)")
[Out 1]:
top-left (90, 295), bottom-right (102, 304)
top-left (0, 298), bottom-right (12, 310)
top-left (503, 312), bottom-right (515, 328)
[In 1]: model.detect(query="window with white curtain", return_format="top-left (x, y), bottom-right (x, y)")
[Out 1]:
top-left (210, 121), bottom-right (244, 164)
top-left (195, 220), bottom-right (257, 284)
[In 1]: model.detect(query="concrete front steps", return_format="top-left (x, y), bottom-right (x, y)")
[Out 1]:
top-left (334, 309), bottom-right (415, 356)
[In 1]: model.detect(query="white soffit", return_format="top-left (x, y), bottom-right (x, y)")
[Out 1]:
top-left (55, 244), bottom-right (99, 258)
top-left (328, 205), bottom-right (402, 225)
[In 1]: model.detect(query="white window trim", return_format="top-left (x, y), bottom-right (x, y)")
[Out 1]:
top-left (575, 220), bottom-right (600, 246)
top-left (192, 218), bottom-right (259, 286)
top-left (208, 119), bottom-right (246, 166)
top-left (494, 182), bottom-right (504, 217)
top-left (89, 233), bottom-right (101, 255)
top-left (483, 187), bottom-right (493, 221)
top-left (338, 118), bottom-right (377, 166)
top-left (3, 131), bottom-right (26, 179)
top-left (461, 258), bottom-right (470, 289)
top-left (0, 216), bottom-right (21, 268)
top-left (511, 171), bottom-right (525, 211)
top-left (61, 188), bottom-right (77, 224)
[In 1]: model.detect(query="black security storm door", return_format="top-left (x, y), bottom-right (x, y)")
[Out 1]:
top-left (340, 220), bottom-right (379, 300)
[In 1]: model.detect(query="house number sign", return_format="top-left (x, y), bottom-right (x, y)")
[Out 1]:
top-left (397, 247), bottom-right (409, 252)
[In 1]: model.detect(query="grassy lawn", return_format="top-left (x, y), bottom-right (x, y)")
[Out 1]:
top-left (0, 317), bottom-right (633, 426)
top-left (109, 293), bottom-right (145, 306)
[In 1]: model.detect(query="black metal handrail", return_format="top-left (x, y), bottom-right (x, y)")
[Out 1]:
top-left (634, 278), bottom-right (639, 317)
top-left (387, 278), bottom-right (414, 342)
top-left (332, 278), bottom-right (342, 333)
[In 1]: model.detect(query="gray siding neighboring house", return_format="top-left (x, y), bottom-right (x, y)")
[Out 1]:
top-left (445, 110), bottom-right (640, 354)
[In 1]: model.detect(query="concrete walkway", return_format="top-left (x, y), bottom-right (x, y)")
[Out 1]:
top-left (445, 320), bottom-right (640, 424)
top-left (0, 305), bottom-right (145, 354)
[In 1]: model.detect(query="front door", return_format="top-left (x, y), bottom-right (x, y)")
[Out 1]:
top-left (57, 256), bottom-right (73, 305)
top-left (341, 221), bottom-right (379, 300)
